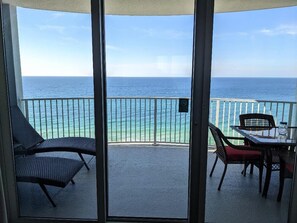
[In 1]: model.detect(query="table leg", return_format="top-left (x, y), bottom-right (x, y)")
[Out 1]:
top-left (262, 149), bottom-right (272, 198)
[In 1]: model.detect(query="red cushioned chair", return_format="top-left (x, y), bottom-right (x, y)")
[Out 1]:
top-left (209, 123), bottom-right (264, 192)
top-left (277, 151), bottom-right (295, 202)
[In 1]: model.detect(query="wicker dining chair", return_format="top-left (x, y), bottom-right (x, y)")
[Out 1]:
top-left (239, 113), bottom-right (277, 175)
top-left (239, 113), bottom-right (276, 129)
top-left (209, 123), bottom-right (264, 192)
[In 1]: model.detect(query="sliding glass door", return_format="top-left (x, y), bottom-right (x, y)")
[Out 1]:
top-left (206, 1), bottom-right (297, 223)
top-left (0, 0), bottom-right (214, 222)
top-left (101, 0), bottom-right (214, 221)
top-left (104, 9), bottom-right (193, 220)
top-left (1, 1), bottom-right (98, 220)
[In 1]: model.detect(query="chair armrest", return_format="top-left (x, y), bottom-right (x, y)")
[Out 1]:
top-left (14, 143), bottom-right (23, 149)
top-left (222, 136), bottom-right (263, 152)
top-left (14, 143), bottom-right (28, 155)
top-left (225, 136), bottom-right (245, 140)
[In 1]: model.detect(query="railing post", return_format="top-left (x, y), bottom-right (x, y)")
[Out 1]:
top-left (153, 98), bottom-right (157, 145)
top-left (24, 100), bottom-right (29, 121)
top-left (215, 100), bottom-right (220, 127)
top-left (288, 103), bottom-right (294, 126)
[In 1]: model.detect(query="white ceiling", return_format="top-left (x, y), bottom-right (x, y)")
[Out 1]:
top-left (3, 0), bottom-right (297, 15)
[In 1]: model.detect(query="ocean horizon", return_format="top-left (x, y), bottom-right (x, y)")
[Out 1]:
top-left (23, 77), bottom-right (297, 102)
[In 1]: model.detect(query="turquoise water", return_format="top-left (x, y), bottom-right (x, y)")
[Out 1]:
top-left (22, 77), bottom-right (297, 143)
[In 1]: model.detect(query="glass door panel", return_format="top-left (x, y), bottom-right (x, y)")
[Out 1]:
top-left (104, 1), bottom-right (194, 219)
top-left (206, 2), bottom-right (297, 223)
top-left (2, 2), bottom-right (97, 219)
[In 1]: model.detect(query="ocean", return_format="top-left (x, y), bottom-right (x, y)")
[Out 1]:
top-left (21, 77), bottom-right (297, 143)
top-left (23, 77), bottom-right (297, 102)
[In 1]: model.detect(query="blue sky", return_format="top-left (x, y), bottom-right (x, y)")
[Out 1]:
top-left (17, 6), bottom-right (297, 77)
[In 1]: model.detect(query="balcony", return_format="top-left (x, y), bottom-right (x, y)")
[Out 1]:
top-left (16, 97), bottom-right (295, 221)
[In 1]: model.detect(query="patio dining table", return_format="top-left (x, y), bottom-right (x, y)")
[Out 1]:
top-left (231, 126), bottom-right (296, 198)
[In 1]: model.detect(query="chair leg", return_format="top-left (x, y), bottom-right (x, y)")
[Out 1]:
top-left (243, 162), bottom-right (248, 177)
top-left (263, 151), bottom-right (273, 198)
top-left (39, 183), bottom-right (56, 207)
top-left (277, 162), bottom-right (285, 202)
top-left (259, 161), bottom-right (263, 193)
top-left (78, 153), bottom-right (90, 170)
top-left (250, 164), bottom-right (254, 175)
top-left (262, 166), bottom-right (272, 198)
top-left (71, 179), bottom-right (75, 184)
top-left (218, 164), bottom-right (228, 191)
top-left (210, 155), bottom-right (218, 177)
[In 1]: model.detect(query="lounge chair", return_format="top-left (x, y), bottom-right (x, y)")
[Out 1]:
top-left (16, 156), bottom-right (84, 207)
top-left (11, 106), bottom-right (96, 170)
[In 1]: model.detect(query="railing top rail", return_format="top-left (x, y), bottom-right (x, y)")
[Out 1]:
top-left (21, 96), bottom-right (190, 100)
top-left (211, 98), bottom-right (296, 104)
top-left (21, 97), bottom-right (297, 104)
top-left (21, 97), bottom-right (95, 100)
top-left (211, 98), bottom-right (258, 102)
top-left (106, 96), bottom-right (190, 100)
top-left (255, 99), bottom-right (297, 104)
